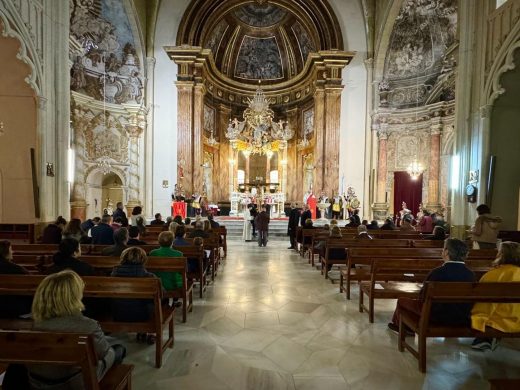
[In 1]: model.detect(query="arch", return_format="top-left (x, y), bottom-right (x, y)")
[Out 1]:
top-left (484, 20), bottom-right (520, 106)
top-left (0, 9), bottom-right (42, 95)
top-left (373, 0), bottom-right (403, 82)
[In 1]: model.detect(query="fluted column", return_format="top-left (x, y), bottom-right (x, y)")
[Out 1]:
top-left (323, 87), bottom-right (342, 193)
top-left (193, 83), bottom-right (206, 193)
top-left (372, 125), bottom-right (389, 220)
top-left (176, 81), bottom-right (194, 194)
top-left (426, 120), bottom-right (442, 211)
top-left (313, 88), bottom-right (325, 193)
top-left (70, 107), bottom-right (87, 220)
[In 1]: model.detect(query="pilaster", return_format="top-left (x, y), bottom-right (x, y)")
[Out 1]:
top-left (426, 120), bottom-right (442, 212)
top-left (313, 88), bottom-right (325, 193)
top-left (176, 81), bottom-right (194, 195)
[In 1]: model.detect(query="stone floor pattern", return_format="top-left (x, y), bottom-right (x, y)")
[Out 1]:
top-left (113, 240), bottom-right (520, 390)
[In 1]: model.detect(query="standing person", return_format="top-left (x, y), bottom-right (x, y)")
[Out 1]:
top-left (287, 203), bottom-right (300, 249)
top-left (28, 271), bottom-right (126, 388)
top-left (255, 207), bottom-right (270, 247)
top-left (300, 204), bottom-right (312, 227)
top-left (112, 202), bottom-right (128, 226)
top-left (470, 204), bottom-right (502, 249)
top-left (249, 203), bottom-right (258, 237)
top-left (242, 204), bottom-right (252, 242)
top-left (418, 210), bottom-right (434, 233)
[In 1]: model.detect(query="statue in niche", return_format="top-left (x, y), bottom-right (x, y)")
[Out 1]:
top-left (71, 56), bottom-right (87, 90)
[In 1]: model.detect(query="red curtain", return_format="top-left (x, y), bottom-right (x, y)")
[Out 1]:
top-left (393, 171), bottom-right (423, 217)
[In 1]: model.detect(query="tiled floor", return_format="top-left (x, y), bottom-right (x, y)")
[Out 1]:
top-left (114, 240), bottom-right (520, 389)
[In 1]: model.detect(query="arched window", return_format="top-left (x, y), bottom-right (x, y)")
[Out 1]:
top-left (237, 170), bottom-right (245, 185)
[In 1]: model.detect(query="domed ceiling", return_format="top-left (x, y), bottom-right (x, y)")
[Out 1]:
top-left (201, 2), bottom-right (318, 84)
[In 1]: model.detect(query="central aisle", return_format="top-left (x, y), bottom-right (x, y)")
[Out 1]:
top-left (127, 240), bottom-right (520, 390)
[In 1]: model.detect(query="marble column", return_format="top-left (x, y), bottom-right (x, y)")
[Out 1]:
top-left (126, 123), bottom-right (143, 210)
top-left (363, 58), bottom-right (375, 218)
top-left (426, 121), bottom-right (442, 211)
top-left (323, 87), bottom-right (342, 194)
top-left (193, 83), bottom-right (206, 193)
top-left (176, 81), bottom-right (194, 195)
top-left (217, 105), bottom-right (231, 202)
top-left (313, 88), bottom-right (325, 193)
top-left (70, 107), bottom-right (87, 220)
top-left (286, 108), bottom-right (298, 202)
top-left (372, 125), bottom-right (389, 220)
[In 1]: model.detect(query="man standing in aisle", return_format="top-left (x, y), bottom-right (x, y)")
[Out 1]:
top-left (287, 203), bottom-right (300, 249)
top-left (255, 206), bottom-right (270, 247)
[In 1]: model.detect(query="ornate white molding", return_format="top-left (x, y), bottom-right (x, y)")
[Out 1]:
top-left (0, 2), bottom-right (43, 95)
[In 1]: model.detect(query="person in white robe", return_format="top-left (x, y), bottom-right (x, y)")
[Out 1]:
top-left (242, 205), bottom-right (252, 241)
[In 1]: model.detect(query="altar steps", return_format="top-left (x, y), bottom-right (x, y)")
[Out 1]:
top-left (215, 218), bottom-right (289, 241)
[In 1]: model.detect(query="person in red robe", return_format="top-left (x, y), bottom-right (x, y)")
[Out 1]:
top-left (307, 192), bottom-right (317, 220)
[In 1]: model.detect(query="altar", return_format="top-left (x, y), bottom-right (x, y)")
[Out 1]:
top-left (230, 190), bottom-right (285, 218)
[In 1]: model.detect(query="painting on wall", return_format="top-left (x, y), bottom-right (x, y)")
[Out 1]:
top-left (235, 36), bottom-right (283, 80)
top-left (303, 107), bottom-right (314, 136)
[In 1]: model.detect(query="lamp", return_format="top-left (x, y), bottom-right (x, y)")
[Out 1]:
top-left (406, 159), bottom-right (424, 180)
top-left (0, 121), bottom-right (4, 136)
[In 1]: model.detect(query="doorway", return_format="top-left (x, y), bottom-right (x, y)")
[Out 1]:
top-left (85, 171), bottom-right (125, 218)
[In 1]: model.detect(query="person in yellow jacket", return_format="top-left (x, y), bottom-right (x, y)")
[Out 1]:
top-left (471, 241), bottom-right (520, 351)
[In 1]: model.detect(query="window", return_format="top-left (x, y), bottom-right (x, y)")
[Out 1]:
top-left (237, 170), bottom-right (245, 185)
top-left (496, 0), bottom-right (507, 9)
top-left (269, 170), bottom-right (279, 183)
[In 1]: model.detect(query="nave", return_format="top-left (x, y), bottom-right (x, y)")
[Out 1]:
top-left (119, 241), bottom-right (520, 390)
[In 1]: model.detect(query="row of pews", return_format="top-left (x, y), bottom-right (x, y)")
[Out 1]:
top-left (0, 226), bottom-right (228, 389)
top-left (295, 227), bottom-right (520, 373)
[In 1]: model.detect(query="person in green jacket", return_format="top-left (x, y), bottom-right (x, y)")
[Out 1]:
top-left (149, 231), bottom-right (183, 290)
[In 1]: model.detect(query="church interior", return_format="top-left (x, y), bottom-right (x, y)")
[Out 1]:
top-left (0, 0), bottom-right (519, 389)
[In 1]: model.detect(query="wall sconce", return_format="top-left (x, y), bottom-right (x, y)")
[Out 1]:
top-left (162, 180), bottom-right (169, 188)
top-left (0, 121), bottom-right (5, 136)
top-left (46, 162), bottom-right (55, 177)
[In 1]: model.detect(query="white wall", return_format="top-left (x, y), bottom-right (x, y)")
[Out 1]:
top-left (152, 0), bottom-right (190, 217)
top-left (328, 0), bottom-right (368, 218)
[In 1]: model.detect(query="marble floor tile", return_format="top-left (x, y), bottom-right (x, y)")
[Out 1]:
top-left (120, 240), bottom-right (520, 389)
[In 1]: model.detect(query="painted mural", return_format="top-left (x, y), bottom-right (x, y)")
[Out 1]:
top-left (70, 0), bottom-right (143, 104)
top-left (234, 4), bottom-right (286, 27)
top-left (235, 36), bottom-right (283, 80)
top-left (205, 19), bottom-right (228, 56)
top-left (292, 22), bottom-right (316, 63)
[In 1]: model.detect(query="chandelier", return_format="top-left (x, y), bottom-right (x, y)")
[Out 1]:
top-left (407, 159), bottom-right (424, 180)
top-left (225, 84), bottom-right (293, 156)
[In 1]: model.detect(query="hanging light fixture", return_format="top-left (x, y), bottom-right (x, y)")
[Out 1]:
top-left (407, 159), bottom-right (424, 180)
top-left (0, 121), bottom-right (5, 136)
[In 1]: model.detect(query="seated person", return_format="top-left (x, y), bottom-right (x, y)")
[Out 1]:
top-left (193, 237), bottom-right (209, 272)
top-left (42, 216), bottom-right (67, 244)
top-left (301, 218), bottom-right (315, 247)
top-left (188, 221), bottom-right (210, 239)
top-left (431, 226), bottom-right (447, 240)
top-left (163, 216), bottom-right (173, 231)
top-left (168, 221), bottom-right (179, 235)
top-left (173, 215), bottom-right (184, 225)
top-left (345, 216), bottom-right (359, 228)
top-left (0, 240), bottom-right (32, 319)
top-left (400, 215), bottom-right (416, 231)
top-left (101, 227), bottom-right (129, 256)
top-left (27, 271), bottom-right (126, 388)
top-left (208, 214), bottom-right (220, 229)
top-left (136, 216), bottom-right (147, 237)
top-left (111, 247), bottom-right (158, 343)
top-left (387, 238), bottom-right (476, 333)
top-left (367, 220), bottom-right (379, 230)
top-left (356, 225), bottom-right (373, 240)
top-left (325, 226), bottom-right (346, 271)
top-left (150, 213), bottom-right (165, 226)
top-left (91, 215), bottom-right (115, 245)
top-left (203, 220), bottom-right (212, 233)
top-left (127, 226), bottom-right (147, 245)
top-left (471, 241), bottom-right (520, 351)
top-left (62, 218), bottom-right (87, 243)
top-left (149, 231), bottom-right (184, 292)
top-left (173, 225), bottom-right (189, 247)
top-left (48, 238), bottom-right (94, 276)
top-left (380, 218), bottom-right (396, 230)
top-left (110, 216), bottom-right (123, 231)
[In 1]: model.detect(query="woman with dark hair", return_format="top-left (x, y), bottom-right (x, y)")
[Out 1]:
top-left (471, 241), bottom-right (520, 350)
top-left (173, 215), bottom-right (184, 225)
top-left (42, 216), bottom-right (67, 244)
top-left (135, 216), bottom-right (147, 238)
top-left (130, 206), bottom-right (146, 226)
top-left (380, 218), bottom-right (396, 230)
top-left (432, 226), bottom-right (446, 240)
top-left (470, 204), bottom-right (502, 249)
top-left (62, 218), bottom-right (87, 242)
top-left (48, 238), bottom-right (94, 276)
top-left (418, 210), bottom-right (433, 233)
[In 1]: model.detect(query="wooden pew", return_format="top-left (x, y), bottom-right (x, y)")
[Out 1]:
top-left (489, 378), bottom-right (520, 390)
top-left (172, 245), bottom-right (207, 298)
top-left (77, 256), bottom-right (193, 323)
top-left (216, 226), bottom-right (227, 257)
top-left (12, 243), bottom-right (58, 254)
top-left (0, 330), bottom-right (133, 389)
top-left (411, 240), bottom-right (445, 248)
top-left (398, 281), bottom-right (520, 372)
top-left (0, 275), bottom-right (174, 368)
top-left (358, 259), bottom-right (444, 323)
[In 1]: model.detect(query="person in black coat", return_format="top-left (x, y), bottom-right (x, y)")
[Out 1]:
top-left (127, 226), bottom-right (147, 245)
top-left (47, 239), bottom-right (95, 276)
top-left (112, 202), bottom-right (128, 226)
top-left (41, 216), bottom-right (67, 244)
top-left (249, 203), bottom-right (258, 237)
top-left (101, 228), bottom-right (129, 256)
top-left (91, 215), bottom-right (115, 245)
top-left (300, 204), bottom-right (312, 227)
top-left (0, 241), bottom-right (32, 319)
top-left (287, 203), bottom-right (300, 249)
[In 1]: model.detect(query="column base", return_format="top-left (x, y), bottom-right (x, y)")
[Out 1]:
top-left (372, 203), bottom-right (389, 221)
top-left (70, 200), bottom-right (87, 221)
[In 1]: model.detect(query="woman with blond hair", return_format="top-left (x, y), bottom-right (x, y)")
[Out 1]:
top-left (28, 270), bottom-right (125, 389)
top-left (471, 241), bottom-right (520, 351)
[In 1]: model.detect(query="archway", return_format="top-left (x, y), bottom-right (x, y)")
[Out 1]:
top-left (489, 48), bottom-right (520, 230)
top-left (85, 170), bottom-right (126, 218)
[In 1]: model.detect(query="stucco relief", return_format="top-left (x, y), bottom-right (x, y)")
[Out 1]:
top-left (235, 36), bottom-right (283, 80)
top-left (84, 112), bottom-right (129, 163)
top-left (69, 0), bottom-right (143, 104)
